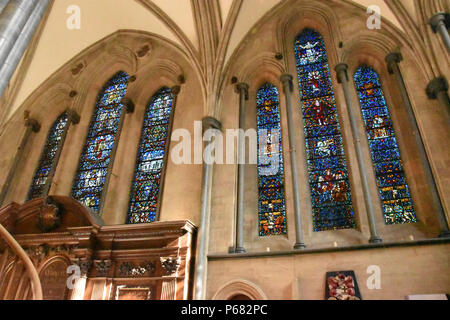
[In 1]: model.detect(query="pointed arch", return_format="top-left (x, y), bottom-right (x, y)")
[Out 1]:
top-left (354, 65), bottom-right (417, 225)
top-left (127, 87), bottom-right (175, 224)
top-left (27, 112), bottom-right (69, 200)
top-left (257, 83), bottom-right (287, 236)
top-left (212, 279), bottom-right (268, 300)
top-left (71, 71), bottom-right (130, 214)
top-left (294, 28), bottom-right (356, 231)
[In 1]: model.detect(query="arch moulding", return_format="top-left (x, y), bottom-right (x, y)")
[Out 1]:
top-left (212, 279), bottom-right (268, 300)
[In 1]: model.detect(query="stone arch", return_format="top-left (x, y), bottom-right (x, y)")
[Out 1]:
top-left (340, 31), bottom-right (398, 68)
top-left (218, 0), bottom-right (424, 119)
top-left (0, 29), bottom-right (205, 210)
top-left (236, 51), bottom-right (284, 87)
top-left (277, 0), bottom-right (344, 68)
top-left (341, 32), bottom-right (445, 239)
top-left (5, 29), bottom-right (204, 131)
top-left (37, 255), bottom-right (72, 300)
top-left (212, 279), bottom-right (268, 300)
top-left (126, 57), bottom-right (184, 109)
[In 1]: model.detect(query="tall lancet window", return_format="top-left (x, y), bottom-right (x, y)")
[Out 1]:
top-left (127, 87), bottom-right (174, 224)
top-left (71, 71), bottom-right (130, 213)
top-left (257, 83), bottom-right (287, 236)
top-left (294, 28), bottom-right (356, 231)
top-left (354, 66), bottom-right (417, 224)
top-left (27, 112), bottom-right (69, 200)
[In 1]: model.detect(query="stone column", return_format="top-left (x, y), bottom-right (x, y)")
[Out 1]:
top-left (0, 0), bottom-right (10, 14)
top-left (233, 83), bottom-right (249, 254)
top-left (429, 12), bottom-right (450, 52)
top-left (43, 109), bottom-right (80, 197)
top-left (280, 74), bottom-right (306, 249)
top-left (426, 77), bottom-right (450, 109)
top-left (194, 116), bottom-right (222, 300)
top-left (98, 97), bottom-right (134, 214)
top-left (335, 64), bottom-right (382, 243)
top-left (386, 53), bottom-right (450, 238)
top-left (0, 113), bottom-right (40, 205)
top-left (0, 0), bottom-right (51, 98)
top-left (0, 0), bottom-right (38, 68)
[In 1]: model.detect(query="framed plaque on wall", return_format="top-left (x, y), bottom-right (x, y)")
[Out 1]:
top-left (325, 271), bottom-right (362, 300)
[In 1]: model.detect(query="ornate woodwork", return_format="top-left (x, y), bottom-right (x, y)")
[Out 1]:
top-left (0, 196), bottom-right (197, 300)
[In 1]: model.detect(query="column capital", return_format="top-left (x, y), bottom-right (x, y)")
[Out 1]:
top-left (385, 52), bottom-right (403, 74)
top-left (426, 77), bottom-right (449, 99)
top-left (71, 257), bottom-right (92, 277)
top-left (171, 85), bottom-right (181, 96)
top-left (235, 82), bottom-right (249, 100)
top-left (429, 12), bottom-right (450, 33)
top-left (67, 109), bottom-right (80, 125)
top-left (334, 63), bottom-right (349, 83)
top-left (120, 97), bottom-right (135, 113)
top-left (280, 74), bottom-right (294, 92)
top-left (202, 116), bottom-right (222, 132)
top-left (24, 115), bottom-right (40, 133)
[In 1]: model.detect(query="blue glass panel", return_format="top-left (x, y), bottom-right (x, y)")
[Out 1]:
top-left (257, 83), bottom-right (287, 236)
top-left (27, 112), bottom-right (69, 200)
top-left (294, 28), bottom-right (356, 231)
top-left (354, 65), bottom-right (417, 224)
top-left (127, 87), bottom-right (174, 224)
top-left (71, 71), bottom-right (130, 213)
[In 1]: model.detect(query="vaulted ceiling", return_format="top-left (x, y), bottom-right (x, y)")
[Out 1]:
top-left (6, 0), bottom-right (425, 119)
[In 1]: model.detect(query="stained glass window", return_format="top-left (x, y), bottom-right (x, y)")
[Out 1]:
top-left (294, 29), bottom-right (356, 231)
top-left (127, 87), bottom-right (174, 224)
top-left (27, 112), bottom-right (69, 200)
top-left (257, 83), bottom-right (287, 236)
top-left (354, 66), bottom-right (417, 224)
top-left (71, 71), bottom-right (130, 213)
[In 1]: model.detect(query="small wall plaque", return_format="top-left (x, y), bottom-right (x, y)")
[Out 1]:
top-left (325, 271), bottom-right (362, 300)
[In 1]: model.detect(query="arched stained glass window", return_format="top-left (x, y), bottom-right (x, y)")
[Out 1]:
top-left (127, 87), bottom-right (174, 224)
top-left (354, 66), bottom-right (417, 224)
top-left (294, 28), bottom-right (356, 231)
top-left (27, 112), bottom-right (69, 200)
top-left (257, 83), bottom-right (287, 236)
top-left (71, 71), bottom-right (130, 213)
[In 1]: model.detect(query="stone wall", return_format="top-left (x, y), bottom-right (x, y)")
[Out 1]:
top-left (207, 242), bottom-right (450, 300)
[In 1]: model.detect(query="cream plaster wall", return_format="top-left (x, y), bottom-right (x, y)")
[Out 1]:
top-left (9, 0), bottom-right (181, 120)
top-left (225, 0), bottom-right (282, 63)
top-left (219, 0), bottom-right (234, 25)
top-left (207, 244), bottom-right (450, 300)
top-left (152, 0), bottom-right (198, 48)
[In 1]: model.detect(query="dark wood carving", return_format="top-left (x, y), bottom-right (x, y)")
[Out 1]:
top-left (0, 196), bottom-right (197, 300)
top-left (71, 257), bottom-right (92, 276)
top-left (37, 197), bottom-right (63, 233)
top-left (119, 261), bottom-right (155, 277)
top-left (160, 257), bottom-right (181, 276)
top-left (94, 260), bottom-right (111, 276)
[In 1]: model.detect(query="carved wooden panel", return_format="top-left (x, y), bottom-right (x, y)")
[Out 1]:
top-left (0, 196), bottom-right (197, 300)
top-left (0, 262), bottom-right (23, 299)
top-left (116, 287), bottom-right (151, 300)
top-left (40, 258), bottom-right (69, 300)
